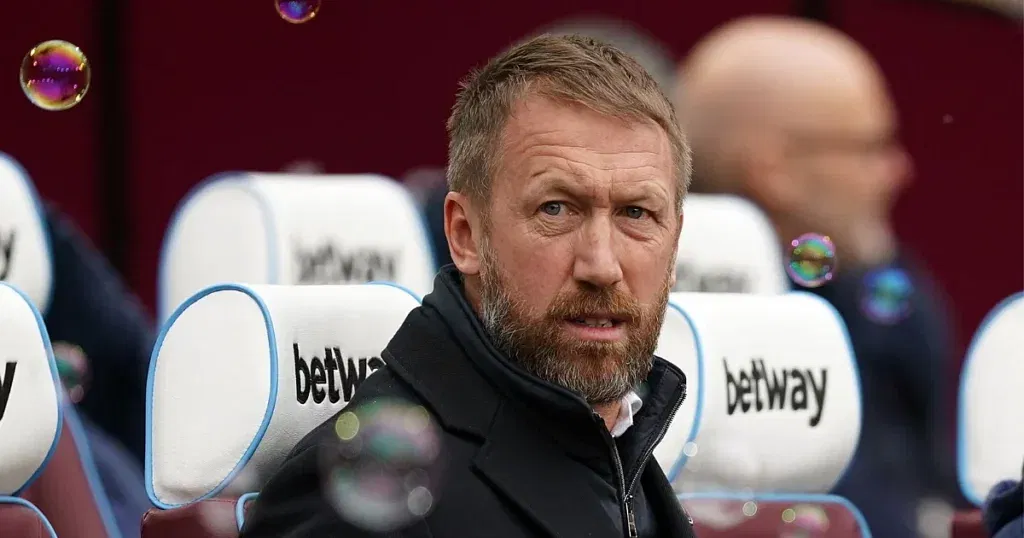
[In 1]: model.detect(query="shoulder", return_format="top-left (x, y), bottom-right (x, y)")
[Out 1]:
top-left (241, 365), bottom-right (432, 537)
top-left (291, 365), bottom-right (423, 457)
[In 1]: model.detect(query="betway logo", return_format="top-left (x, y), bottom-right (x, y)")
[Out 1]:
top-left (293, 344), bottom-right (383, 404)
top-left (674, 263), bottom-right (750, 293)
top-left (0, 362), bottom-right (16, 422)
top-left (724, 358), bottom-right (828, 427)
top-left (293, 242), bottom-right (398, 284)
top-left (0, 229), bottom-right (15, 280)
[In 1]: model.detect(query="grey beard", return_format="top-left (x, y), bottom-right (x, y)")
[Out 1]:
top-left (479, 273), bottom-right (647, 405)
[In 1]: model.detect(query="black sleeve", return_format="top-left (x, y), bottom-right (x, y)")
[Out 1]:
top-left (41, 204), bottom-right (155, 464)
top-left (241, 367), bottom-right (435, 538)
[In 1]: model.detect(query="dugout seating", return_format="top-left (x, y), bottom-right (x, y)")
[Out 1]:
top-left (953, 292), bottom-right (1024, 538)
top-left (157, 172), bottom-right (436, 323)
top-left (673, 194), bottom-right (788, 294)
top-left (0, 282), bottom-right (124, 538)
top-left (658, 292), bottom-right (870, 537)
top-left (142, 283), bottom-right (422, 537)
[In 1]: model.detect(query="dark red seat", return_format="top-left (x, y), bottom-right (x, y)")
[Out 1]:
top-left (951, 509), bottom-right (986, 538)
top-left (681, 494), bottom-right (870, 537)
top-left (20, 412), bottom-right (117, 538)
top-left (0, 498), bottom-right (56, 538)
top-left (142, 499), bottom-right (239, 538)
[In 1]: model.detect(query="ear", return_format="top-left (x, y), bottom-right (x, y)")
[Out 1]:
top-left (669, 210), bottom-right (684, 288)
top-left (444, 191), bottom-right (482, 275)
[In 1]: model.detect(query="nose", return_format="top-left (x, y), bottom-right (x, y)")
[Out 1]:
top-left (572, 215), bottom-right (624, 289)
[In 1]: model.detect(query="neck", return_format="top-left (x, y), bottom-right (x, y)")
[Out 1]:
top-left (592, 400), bottom-right (623, 432)
top-left (773, 218), bottom-right (897, 271)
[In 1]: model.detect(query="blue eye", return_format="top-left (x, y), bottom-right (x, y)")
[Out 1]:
top-left (541, 202), bottom-right (563, 216)
top-left (624, 206), bottom-right (647, 219)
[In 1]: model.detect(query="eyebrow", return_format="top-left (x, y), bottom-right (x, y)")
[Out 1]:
top-left (525, 169), bottom-right (671, 207)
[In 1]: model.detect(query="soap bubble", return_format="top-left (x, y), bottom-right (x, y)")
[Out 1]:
top-left (52, 342), bottom-right (90, 404)
top-left (786, 233), bottom-right (836, 288)
top-left (276, 0), bottom-right (321, 23)
top-left (779, 504), bottom-right (831, 537)
top-left (321, 399), bottom-right (443, 532)
top-left (20, 40), bottom-right (90, 111)
top-left (860, 267), bottom-right (914, 324)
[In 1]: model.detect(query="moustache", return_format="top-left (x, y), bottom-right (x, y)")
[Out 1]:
top-left (545, 287), bottom-right (644, 323)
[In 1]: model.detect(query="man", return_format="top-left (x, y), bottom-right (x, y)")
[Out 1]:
top-left (675, 16), bottom-right (960, 536)
top-left (242, 34), bottom-right (695, 538)
top-left (423, 20), bottom-right (679, 273)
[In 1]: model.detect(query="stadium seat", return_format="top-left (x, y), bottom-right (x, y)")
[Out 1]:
top-left (143, 282), bottom-right (422, 537)
top-left (0, 282), bottom-right (125, 538)
top-left (0, 282), bottom-right (61, 537)
top-left (0, 152), bottom-right (53, 313)
top-left (954, 292), bottom-right (1024, 538)
top-left (655, 292), bottom-right (861, 493)
top-left (673, 194), bottom-right (787, 294)
top-left (653, 291), bottom-right (868, 536)
top-left (157, 172), bottom-right (436, 323)
top-left (678, 492), bottom-right (870, 537)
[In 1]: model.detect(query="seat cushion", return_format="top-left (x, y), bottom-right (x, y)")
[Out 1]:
top-left (21, 410), bottom-right (117, 538)
top-left (0, 498), bottom-right (56, 538)
top-left (682, 495), bottom-right (868, 537)
top-left (951, 509), bottom-right (986, 538)
top-left (142, 499), bottom-right (239, 538)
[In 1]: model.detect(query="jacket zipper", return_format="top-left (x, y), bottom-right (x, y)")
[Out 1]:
top-left (602, 385), bottom-right (686, 538)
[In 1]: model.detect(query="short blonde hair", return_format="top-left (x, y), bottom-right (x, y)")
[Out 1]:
top-left (446, 34), bottom-right (692, 213)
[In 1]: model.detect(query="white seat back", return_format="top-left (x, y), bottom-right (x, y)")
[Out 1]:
top-left (0, 282), bottom-right (62, 496)
top-left (0, 153), bottom-right (53, 314)
top-left (675, 194), bottom-right (786, 294)
top-left (158, 173), bottom-right (435, 323)
top-left (957, 292), bottom-right (1024, 506)
top-left (655, 292), bottom-right (861, 494)
top-left (146, 282), bottom-right (421, 508)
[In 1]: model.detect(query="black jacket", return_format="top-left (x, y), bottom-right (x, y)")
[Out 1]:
top-left (241, 267), bottom-right (695, 538)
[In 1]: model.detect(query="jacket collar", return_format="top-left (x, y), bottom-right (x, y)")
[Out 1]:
top-left (386, 266), bottom-right (686, 453)
top-left (382, 266), bottom-right (691, 537)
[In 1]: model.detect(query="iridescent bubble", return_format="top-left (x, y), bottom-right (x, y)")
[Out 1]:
top-left (860, 267), bottom-right (914, 324)
top-left (742, 501), bottom-right (758, 516)
top-left (20, 40), bottom-right (90, 111)
top-left (779, 504), bottom-right (831, 537)
top-left (275, 0), bottom-right (321, 24)
top-left (786, 233), bottom-right (837, 288)
top-left (321, 399), bottom-right (443, 533)
top-left (52, 342), bottom-right (90, 404)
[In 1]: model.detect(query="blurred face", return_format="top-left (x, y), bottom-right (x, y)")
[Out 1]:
top-left (474, 95), bottom-right (682, 405)
top-left (780, 73), bottom-right (912, 266)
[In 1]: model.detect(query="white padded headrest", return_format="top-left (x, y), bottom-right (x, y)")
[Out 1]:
top-left (146, 282), bottom-right (421, 509)
top-left (675, 194), bottom-right (787, 294)
top-left (0, 282), bottom-right (62, 496)
top-left (0, 153), bottom-right (53, 314)
top-left (958, 292), bottom-right (1024, 506)
top-left (158, 172), bottom-right (436, 323)
top-left (654, 292), bottom-right (861, 494)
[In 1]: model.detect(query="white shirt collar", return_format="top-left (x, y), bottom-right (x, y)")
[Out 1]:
top-left (609, 390), bottom-right (644, 438)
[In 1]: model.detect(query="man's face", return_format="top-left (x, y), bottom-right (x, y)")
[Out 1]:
top-left (781, 75), bottom-right (912, 266)
top-left (476, 94), bottom-right (681, 405)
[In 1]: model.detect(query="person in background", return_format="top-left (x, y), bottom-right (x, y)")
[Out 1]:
top-left (242, 34), bottom-right (695, 537)
top-left (41, 204), bottom-right (154, 536)
top-left (675, 16), bottom-right (962, 537)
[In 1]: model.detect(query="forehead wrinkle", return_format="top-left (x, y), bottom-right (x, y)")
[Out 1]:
top-left (552, 158), bottom-right (671, 205)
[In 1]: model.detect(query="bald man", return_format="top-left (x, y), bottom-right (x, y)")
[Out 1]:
top-left (676, 17), bottom-right (962, 537)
